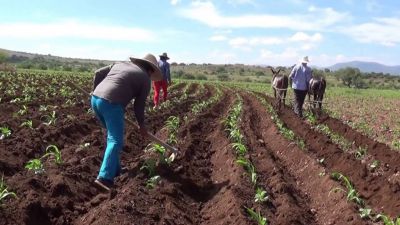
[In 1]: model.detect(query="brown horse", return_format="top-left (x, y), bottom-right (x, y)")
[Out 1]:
top-left (270, 67), bottom-right (288, 110)
top-left (308, 77), bottom-right (326, 112)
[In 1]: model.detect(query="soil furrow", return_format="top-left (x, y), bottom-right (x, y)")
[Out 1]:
top-left (259, 93), bottom-right (400, 217)
top-left (319, 115), bottom-right (400, 173)
top-left (241, 92), bottom-right (372, 225)
top-left (78, 89), bottom-right (253, 225)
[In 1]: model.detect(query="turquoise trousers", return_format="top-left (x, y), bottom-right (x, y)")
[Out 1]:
top-left (91, 95), bottom-right (124, 182)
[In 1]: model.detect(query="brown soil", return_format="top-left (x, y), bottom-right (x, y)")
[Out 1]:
top-left (260, 93), bottom-right (400, 217)
top-left (1, 78), bottom-right (400, 225)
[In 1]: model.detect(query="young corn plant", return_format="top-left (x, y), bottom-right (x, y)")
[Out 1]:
top-left (41, 111), bottom-right (57, 126)
top-left (0, 176), bottom-right (17, 204)
top-left (146, 175), bottom-right (161, 189)
top-left (376, 214), bottom-right (400, 225)
top-left (25, 159), bottom-right (44, 174)
top-left (165, 116), bottom-right (180, 145)
top-left (146, 143), bottom-right (173, 165)
top-left (254, 187), bottom-right (269, 203)
top-left (0, 127), bottom-right (11, 140)
top-left (231, 142), bottom-right (247, 156)
top-left (140, 159), bottom-right (157, 177)
top-left (331, 172), bottom-right (364, 206)
top-left (236, 156), bottom-right (257, 185)
top-left (354, 146), bottom-right (368, 159)
top-left (244, 207), bottom-right (268, 225)
top-left (20, 120), bottom-right (33, 129)
top-left (42, 145), bottom-right (63, 165)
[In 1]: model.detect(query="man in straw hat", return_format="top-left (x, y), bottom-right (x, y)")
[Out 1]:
top-left (289, 56), bottom-right (313, 118)
top-left (153, 52), bottom-right (171, 109)
top-left (91, 53), bottom-right (162, 191)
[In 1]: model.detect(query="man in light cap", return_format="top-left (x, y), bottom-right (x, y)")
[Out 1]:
top-left (289, 56), bottom-right (313, 118)
top-left (91, 53), bottom-right (162, 191)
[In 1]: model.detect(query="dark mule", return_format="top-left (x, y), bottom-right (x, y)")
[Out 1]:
top-left (308, 77), bottom-right (326, 113)
top-left (270, 67), bottom-right (288, 110)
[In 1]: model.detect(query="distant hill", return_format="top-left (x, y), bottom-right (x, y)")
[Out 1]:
top-left (328, 61), bottom-right (400, 76)
top-left (0, 48), bottom-right (113, 64)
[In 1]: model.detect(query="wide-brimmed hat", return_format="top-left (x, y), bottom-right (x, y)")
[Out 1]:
top-left (301, 56), bottom-right (310, 63)
top-left (159, 52), bottom-right (170, 60)
top-left (130, 54), bottom-right (163, 81)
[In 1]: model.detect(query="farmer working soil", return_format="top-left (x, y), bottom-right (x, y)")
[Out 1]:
top-left (91, 53), bottom-right (162, 191)
top-left (153, 52), bottom-right (171, 109)
top-left (289, 56), bottom-right (313, 118)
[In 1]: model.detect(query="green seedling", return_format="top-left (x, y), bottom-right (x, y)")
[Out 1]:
top-left (20, 120), bottom-right (33, 129)
top-left (370, 160), bottom-right (380, 170)
top-left (146, 143), bottom-right (174, 164)
top-left (355, 146), bottom-right (368, 159)
top-left (254, 187), bottom-right (269, 203)
top-left (376, 214), bottom-right (400, 225)
top-left (244, 207), bottom-right (268, 225)
top-left (331, 172), bottom-right (364, 206)
top-left (0, 127), bottom-right (11, 140)
top-left (0, 176), bottom-right (17, 204)
top-left (231, 142), bottom-right (247, 156)
top-left (42, 145), bottom-right (62, 165)
top-left (140, 159), bottom-right (157, 177)
top-left (236, 157), bottom-right (257, 185)
top-left (359, 208), bottom-right (372, 219)
top-left (146, 175), bottom-right (161, 189)
top-left (41, 111), bottom-right (57, 126)
top-left (25, 159), bottom-right (44, 174)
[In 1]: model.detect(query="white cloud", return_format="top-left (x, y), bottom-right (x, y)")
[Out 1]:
top-left (342, 17), bottom-right (400, 46)
top-left (227, 32), bottom-right (322, 50)
top-left (209, 35), bottom-right (228, 41)
top-left (227, 0), bottom-right (256, 6)
top-left (259, 48), bottom-right (300, 66)
top-left (0, 20), bottom-right (155, 42)
top-left (171, 0), bottom-right (181, 6)
top-left (289, 32), bottom-right (322, 42)
top-left (230, 37), bottom-right (283, 47)
top-left (180, 1), bottom-right (349, 31)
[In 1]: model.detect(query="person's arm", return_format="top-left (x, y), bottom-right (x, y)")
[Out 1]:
top-left (166, 63), bottom-right (171, 84)
top-left (93, 64), bottom-right (112, 91)
top-left (133, 81), bottom-right (150, 134)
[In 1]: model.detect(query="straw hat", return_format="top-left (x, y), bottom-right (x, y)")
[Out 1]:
top-left (130, 54), bottom-right (163, 81)
top-left (301, 56), bottom-right (310, 63)
top-left (159, 52), bottom-right (170, 60)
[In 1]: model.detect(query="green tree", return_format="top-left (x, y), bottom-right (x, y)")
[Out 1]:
top-left (335, 67), bottom-right (363, 88)
top-left (0, 51), bottom-right (8, 63)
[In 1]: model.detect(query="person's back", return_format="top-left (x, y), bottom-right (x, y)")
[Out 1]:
top-left (93, 62), bottom-right (151, 107)
top-left (289, 56), bottom-right (312, 118)
top-left (290, 63), bottom-right (312, 91)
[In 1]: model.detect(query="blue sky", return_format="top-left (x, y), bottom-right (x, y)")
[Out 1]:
top-left (0, 0), bottom-right (399, 66)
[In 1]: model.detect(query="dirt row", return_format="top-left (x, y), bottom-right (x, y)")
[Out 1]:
top-left (259, 93), bottom-right (400, 218)
top-left (0, 83), bottom-right (207, 225)
top-left (239, 92), bottom-right (372, 225)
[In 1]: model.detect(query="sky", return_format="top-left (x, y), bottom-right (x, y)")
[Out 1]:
top-left (0, 0), bottom-right (399, 67)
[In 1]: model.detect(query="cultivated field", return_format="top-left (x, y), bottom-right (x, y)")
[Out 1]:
top-left (1, 71), bottom-right (400, 225)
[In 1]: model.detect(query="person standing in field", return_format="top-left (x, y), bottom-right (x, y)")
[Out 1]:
top-left (91, 53), bottom-right (162, 191)
top-left (289, 56), bottom-right (313, 118)
top-left (153, 52), bottom-right (171, 109)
